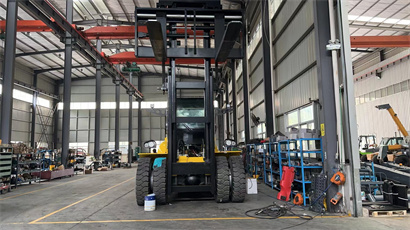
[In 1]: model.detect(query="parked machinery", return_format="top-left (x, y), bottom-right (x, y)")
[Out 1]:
top-left (134, 0), bottom-right (246, 205)
top-left (101, 149), bottom-right (122, 168)
top-left (374, 104), bottom-right (410, 166)
top-left (359, 135), bottom-right (378, 162)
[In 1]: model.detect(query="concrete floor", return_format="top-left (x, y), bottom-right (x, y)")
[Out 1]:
top-left (0, 166), bottom-right (408, 230)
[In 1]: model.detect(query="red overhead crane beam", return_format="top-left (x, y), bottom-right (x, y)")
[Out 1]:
top-left (2, 20), bottom-right (410, 48)
top-left (350, 35), bottom-right (410, 48)
top-left (107, 52), bottom-right (216, 65)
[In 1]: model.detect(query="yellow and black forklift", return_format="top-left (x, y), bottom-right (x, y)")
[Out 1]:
top-left (134, 0), bottom-right (246, 205)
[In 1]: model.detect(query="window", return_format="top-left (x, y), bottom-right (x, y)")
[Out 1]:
top-left (37, 97), bottom-right (51, 108)
top-left (13, 89), bottom-right (33, 103)
top-left (69, 142), bottom-right (89, 153)
top-left (108, 142), bottom-right (129, 153)
top-left (285, 104), bottom-right (315, 132)
top-left (256, 123), bottom-right (266, 139)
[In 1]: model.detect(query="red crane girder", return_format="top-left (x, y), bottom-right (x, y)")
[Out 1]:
top-left (107, 52), bottom-right (216, 65)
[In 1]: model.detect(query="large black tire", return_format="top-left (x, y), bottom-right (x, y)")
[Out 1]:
top-left (216, 156), bottom-right (230, 203)
top-left (360, 155), bottom-right (368, 162)
top-left (372, 154), bottom-right (379, 164)
top-left (152, 159), bottom-right (167, 205)
top-left (394, 155), bottom-right (409, 166)
top-left (136, 158), bottom-right (152, 206)
top-left (229, 156), bottom-right (246, 202)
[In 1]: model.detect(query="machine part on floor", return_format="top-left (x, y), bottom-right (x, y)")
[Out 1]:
top-left (134, 0), bottom-right (245, 205)
top-left (229, 156), bottom-right (246, 202)
top-left (216, 156), bottom-right (230, 203)
top-left (277, 166), bottom-right (295, 202)
top-left (330, 171), bottom-right (346, 185)
top-left (136, 158), bottom-right (152, 206)
top-left (382, 181), bottom-right (409, 209)
top-left (152, 158), bottom-right (167, 205)
top-left (293, 193), bottom-right (304, 206)
top-left (330, 192), bottom-right (343, 205)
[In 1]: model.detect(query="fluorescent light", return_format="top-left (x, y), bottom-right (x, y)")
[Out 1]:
top-left (356, 16), bottom-right (372, 22)
top-left (349, 15), bottom-right (409, 25)
top-left (397, 20), bottom-right (410, 25)
top-left (369, 17), bottom-right (386, 23)
top-left (384, 18), bottom-right (400, 24)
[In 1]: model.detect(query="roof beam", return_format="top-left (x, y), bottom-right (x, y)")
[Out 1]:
top-left (0, 20), bottom-right (51, 32)
top-left (34, 64), bottom-right (92, 74)
top-left (107, 52), bottom-right (217, 65)
top-left (350, 35), bottom-right (410, 48)
top-left (73, 19), bottom-right (134, 26)
top-left (18, 1), bottom-right (143, 99)
top-left (16, 48), bottom-right (73, 57)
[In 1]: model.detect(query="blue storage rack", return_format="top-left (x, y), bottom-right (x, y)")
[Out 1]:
top-left (247, 138), bottom-right (323, 206)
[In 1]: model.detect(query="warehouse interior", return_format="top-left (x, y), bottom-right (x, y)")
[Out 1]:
top-left (0, 0), bottom-right (409, 229)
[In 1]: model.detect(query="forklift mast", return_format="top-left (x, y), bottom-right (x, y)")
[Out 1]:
top-left (135, 0), bottom-right (243, 196)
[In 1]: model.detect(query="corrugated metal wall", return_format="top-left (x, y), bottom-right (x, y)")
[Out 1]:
top-left (0, 59), bottom-right (55, 146)
top-left (272, 0), bottom-right (318, 131)
top-left (58, 76), bottom-right (167, 154)
top-left (355, 55), bottom-right (410, 139)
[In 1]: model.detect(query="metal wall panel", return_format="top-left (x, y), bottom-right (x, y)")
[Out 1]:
top-left (276, 31), bottom-right (316, 88)
top-left (272, 0), bottom-right (304, 35)
top-left (275, 67), bottom-right (318, 115)
top-left (274, 0), bottom-right (314, 61)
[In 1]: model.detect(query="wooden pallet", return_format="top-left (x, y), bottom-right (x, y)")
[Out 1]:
top-left (363, 208), bottom-right (407, 217)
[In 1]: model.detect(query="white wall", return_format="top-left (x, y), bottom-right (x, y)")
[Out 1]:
top-left (355, 52), bottom-right (410, 139)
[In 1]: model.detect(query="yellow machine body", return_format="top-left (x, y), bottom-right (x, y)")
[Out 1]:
top-left (139, 137), bottom-right (242, 161)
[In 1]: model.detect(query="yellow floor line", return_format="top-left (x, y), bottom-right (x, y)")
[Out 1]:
top-left (29, 177), bottom-right (133, 224)
top-left (0, 177), bottom-right (89, 201)
top-left (29, 215), bottom-right (349, 224)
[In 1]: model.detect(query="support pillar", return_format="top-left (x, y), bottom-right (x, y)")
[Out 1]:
top-left (61, 0), bottom-right (74, 167)
top-left (261, 0), bottom-right (274, 137)
top-left (114, 79), bottom-right (121, 151)
top-left (31, 74), bottom-right (38, 148)
top-left (313, 0), bottom-right (338, 212)
top-left (137, 76), bottom-right (142, 149)
top-left (53, 84), bottom-right (59, 149)
top-left (94, 39), bottom-right (102, 159)
top-left (128, 72), bottom-right (134, 164)
top-left (0, 0), bottom-right (18, 144)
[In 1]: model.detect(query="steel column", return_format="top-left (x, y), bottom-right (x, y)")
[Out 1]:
top-left (231, 60), bottom-right (238, 141)
top-left (0, 0), bottom-right (18, 144)
top-left (53, 84), bottom-right (59, 149)
top-left (137, 76), bottom-right (142, 150)
top-left (128, 72), bottom-right (134, 164)
top-left (261, 0), bottom-right (274, 137)
top-left (30, 74), bottom-right (38, 148)
top-left (338, 0), bottom-right (363, 217)
top-left (242, 14), bottom-right (250, 143)
top-left (61, 0), bottom-right (73, 167)
top-left (313, 0), bottom-right (338, 212)
top-left (94, 39), bottom-right (102, 159)
top-left (115, 80), bottom-right (120, 151)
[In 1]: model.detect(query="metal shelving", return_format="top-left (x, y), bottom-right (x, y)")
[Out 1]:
top-left (12, 152), bottom-right (42, 188)
top-left (247, 138), bottom-right (324, 206)
top-left (0, 145), bottom-right (13, 193)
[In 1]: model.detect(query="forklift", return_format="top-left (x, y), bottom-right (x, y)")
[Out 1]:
top-left (134, 0), bottom-right (246, 205)
top-left (359, 135), bottom-right (378, 162)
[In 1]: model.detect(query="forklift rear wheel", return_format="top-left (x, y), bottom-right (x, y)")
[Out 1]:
top-left (360, 155), bottom-right (368, 162)
top-left (136, 158), bottom-right (152, 206)
top-left (229, 156), bottom-right (246, 202)
top-left (216, 156), bottom-right (230, 203)
top-left (394, 155), bottom-right (409, 166)
top-left (152, 159), bottom-right (167, 205)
